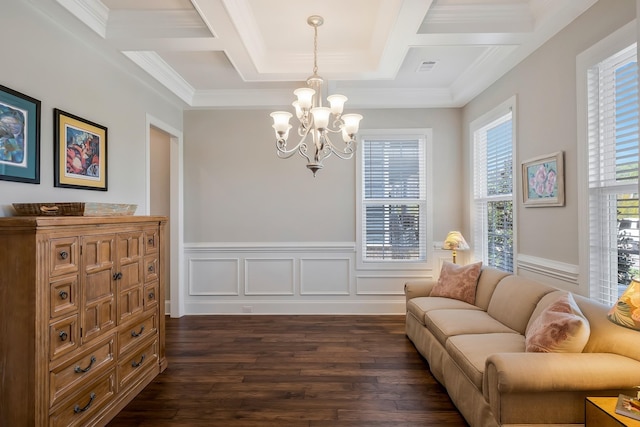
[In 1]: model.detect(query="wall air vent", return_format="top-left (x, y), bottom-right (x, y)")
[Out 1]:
top-left (416, 61), bottom-right (437, 72)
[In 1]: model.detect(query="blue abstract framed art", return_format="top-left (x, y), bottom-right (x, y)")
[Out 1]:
top-left (0, 84), bottom-right (41, 184)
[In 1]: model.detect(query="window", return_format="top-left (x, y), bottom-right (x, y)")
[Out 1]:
top-left (471, 99), bottom-right (515, 273)
top-left (585, 43), bottom-right (639, 305)
top-left (357, 130), bottom-right (431, 269)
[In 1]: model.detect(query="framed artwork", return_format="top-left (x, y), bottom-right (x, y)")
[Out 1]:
top-left (522, 151), bottom-right (564, 207)
top-left (54, 109), bottom-right (107, 191)
top-left (0, 84), bottom-right (41, 184)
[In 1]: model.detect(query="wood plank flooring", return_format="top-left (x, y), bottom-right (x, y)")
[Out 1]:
top-left (107, 315), bottom-right (468, 427)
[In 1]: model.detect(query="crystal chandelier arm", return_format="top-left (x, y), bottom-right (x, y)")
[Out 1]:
top-left (276, 128), bottom-right (312, 163)
top-left (323, 134), bottom-right (355, 160)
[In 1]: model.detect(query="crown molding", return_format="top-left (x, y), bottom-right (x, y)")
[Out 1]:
top-left (56, 0), bottom-right (108, 38)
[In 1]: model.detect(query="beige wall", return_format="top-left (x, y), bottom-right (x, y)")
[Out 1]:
top-left (0, 1), bottom-right (183, 216)
top-left (461, 0), bottom-right (635, 276)
top-left (183, 108), bottom-right (463, 244)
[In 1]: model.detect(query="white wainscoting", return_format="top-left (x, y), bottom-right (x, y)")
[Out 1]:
top-left (183, 242), bottom-right (436, 314)
top-left (516, 254), bottom-right (581, 290)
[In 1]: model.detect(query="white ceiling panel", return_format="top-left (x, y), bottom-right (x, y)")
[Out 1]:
top-left (50, 0), bottom-right (598, 108)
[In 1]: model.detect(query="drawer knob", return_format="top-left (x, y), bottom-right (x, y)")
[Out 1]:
top-left (59, 291), bottom-right (69, 300)
top-left (112, 272), bottom-right (123, 280)
top-left (131, 325), bottom-right (145, 338)
top-left (74, 355), bottom-right (97, 374)
top-left (148, 238), bottom-right (154, 245)
top-left (59, 331), bottom-right (68, 341)
top-left (59, 251), bottom-right (69, 260)
top-left (73, 392), bottom-right (96, 414)
top-left (131, 354), bottom-right (146, 368)
top-left (148, 291), bottom-right (155, 300)
top-left (148, 264), bottom-right (155, 273)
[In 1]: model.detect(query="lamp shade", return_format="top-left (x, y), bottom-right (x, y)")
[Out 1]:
top-left (327, 94), bottom-right (347, 115)
top-left (443, 231), bottom-right (470, 250)
top-left (270, 111), bottom-right (292, 132)
top-left (294, 87), bottom-right (315, 109)
top-left (341, 113), bottom-right (363, 135)
top-left (607, 278), bottom-right (640, 330)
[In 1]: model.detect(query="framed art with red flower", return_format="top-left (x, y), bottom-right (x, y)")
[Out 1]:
top-left (54, 109), bottom-right (107, 191)
top-left (522, 151), bottom-right (564, 207)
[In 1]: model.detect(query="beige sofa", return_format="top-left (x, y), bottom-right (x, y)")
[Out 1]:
top-left (405, 266), bottom-right (640, 427)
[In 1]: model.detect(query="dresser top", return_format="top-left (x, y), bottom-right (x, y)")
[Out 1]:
top-left (0, 215), bottom-right (167, 230)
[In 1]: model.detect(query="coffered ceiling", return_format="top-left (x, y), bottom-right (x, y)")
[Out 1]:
top-left (51, 0), bottom-right (597, 108)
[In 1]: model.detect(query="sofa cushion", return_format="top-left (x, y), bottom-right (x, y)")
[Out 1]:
top-left (430, 261), bottom-right (482, 304)
top-left (487, 275), bottom-right (556, 334)
top-left (425, 309), bottom-right (519, 346)
top-left (446, 333), bottom-right (525, 390)
top-left (406, 297), bottom-right (481, 326)
top-left (525, 292), bottom-right (590, 353)
top-left (475, 267), bottom-right (512, 310)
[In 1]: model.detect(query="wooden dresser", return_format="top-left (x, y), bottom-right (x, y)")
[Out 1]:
top-left (0, 215), bottom-right (167, 426)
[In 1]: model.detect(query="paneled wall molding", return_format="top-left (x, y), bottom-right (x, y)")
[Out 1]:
top-left (183, 241), bottom-right (422, 314)
top-left (517, 254), bottom-right (580, 286)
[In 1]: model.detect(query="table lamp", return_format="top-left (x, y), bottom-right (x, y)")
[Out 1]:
top-left (442, 231), bottom-right (469, 264)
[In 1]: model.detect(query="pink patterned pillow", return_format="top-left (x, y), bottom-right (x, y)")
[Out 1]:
top-left (429, 261), bottom-right (482, 304)
top-left (525, 292), bottom-right (590, 353)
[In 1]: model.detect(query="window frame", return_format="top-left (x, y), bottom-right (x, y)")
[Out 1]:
top-left (356, 129), bottom-right (433, 271)
top-left (577, 20), bottom-right (638, 304)
top-left (469, 96), bottom-right (517, 272)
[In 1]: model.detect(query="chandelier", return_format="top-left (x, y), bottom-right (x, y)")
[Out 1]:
top-left (270, 15), bottom-right (363, 176)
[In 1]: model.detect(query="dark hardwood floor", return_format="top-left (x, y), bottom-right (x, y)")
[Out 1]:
top-left (107, 315), bottom-right (468, 427)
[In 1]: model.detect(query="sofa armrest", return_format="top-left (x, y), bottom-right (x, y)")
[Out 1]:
top-left (404, 279), bottom-right (437, 302)
top-left (484, 352), bottom-right (640, 399)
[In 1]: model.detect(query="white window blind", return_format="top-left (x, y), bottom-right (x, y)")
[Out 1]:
top-left (587, 43), bottom-right (639, 305)
top-left (472, 110), bottom-right (514, 272)
top-left (361, 138), bottom-right (426, 261)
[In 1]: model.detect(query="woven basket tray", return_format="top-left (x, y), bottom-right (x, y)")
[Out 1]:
top-left (13, 202), bottom-right (137, 216)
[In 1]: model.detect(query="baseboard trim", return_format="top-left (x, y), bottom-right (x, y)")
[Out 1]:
top-left (177, 300), bottom-right (407, 315)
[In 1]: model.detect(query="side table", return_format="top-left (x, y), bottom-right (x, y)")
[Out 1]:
top-left (586, 397), bottom-right (640, 427)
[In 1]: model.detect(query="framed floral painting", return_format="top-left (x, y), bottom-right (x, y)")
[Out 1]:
top-left (0, 84), bottom-right (41, 184)
top-left (54, 109), bottom-right (107, 191)
top-left (522, 151), bottom-right (564, 207)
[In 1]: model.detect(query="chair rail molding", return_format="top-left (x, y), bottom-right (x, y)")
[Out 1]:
top-left (517, 254), bottom-right (579, 287)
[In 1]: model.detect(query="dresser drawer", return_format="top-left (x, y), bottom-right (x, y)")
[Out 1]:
top-left (49, 334), bottom-right (115, 407)
top-left (118, 337), bottom-right (158, 389)
top-left (50, 275), bottom-right (78, 319)
top-left (144, 281), bottom-right (159, 310)
top-left (144, 256), bottom-right (159, 283)
top-left (49, 237), bottom-right (79, 277)
top-left (118, 312), bottom-right (158, 356)
top-left (144, 228), bottom-right (159, 255)
top-left (49, 370), bottom-right (115, 427)
top-left (49, 315), bottom-right (79, 360)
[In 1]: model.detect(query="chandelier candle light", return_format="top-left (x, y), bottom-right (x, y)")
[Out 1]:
top-left (270, 15), bottom-right (363, 176)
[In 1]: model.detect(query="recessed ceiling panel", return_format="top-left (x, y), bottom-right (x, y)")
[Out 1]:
top-left (223, 0), bottom-right (403, 76)
top-left (51, 0), bottom-right (599, 107)
top-left (102, 0), bottom-right (193, 10)
top-left (159, 51), bottom-right (300, 90)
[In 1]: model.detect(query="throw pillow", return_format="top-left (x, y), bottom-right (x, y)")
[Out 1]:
top-left (525, 292), bottom-right (590, 353)
top-left (429, 261), bottom-right (482, 304)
